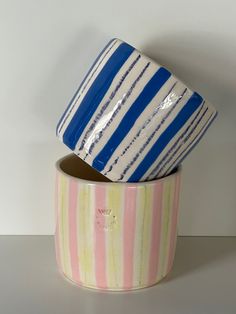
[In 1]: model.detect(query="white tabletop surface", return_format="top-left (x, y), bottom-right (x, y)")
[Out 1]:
top-left (1, 236), bottom-right (236, 314)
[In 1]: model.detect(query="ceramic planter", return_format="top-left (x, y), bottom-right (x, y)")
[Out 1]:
top-left (55, 154), bottom-right (181, 291)
top-left (56, 38), bottom-right (217, 182)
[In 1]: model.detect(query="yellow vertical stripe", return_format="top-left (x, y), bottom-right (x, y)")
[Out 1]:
top-left (157, 178), bottom-right (173, 280)
top-left (77, 185), bottom-right (89, 284)
top-left (139, 185), bottom-right (153, 286)
top-left (85, 185), bottom-right (96, 286)
top-left (163, 177), bottom-right (175, 275)
top-left (133, 186), bottom-right (145, 287)
top-left (60, 175), bottom-right (71, 277)
top-left (107, 185), bottom-right (123, 288)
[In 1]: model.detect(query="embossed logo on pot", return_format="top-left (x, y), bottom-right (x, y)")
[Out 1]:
top-left (96, 208), bottom-right (117, 231)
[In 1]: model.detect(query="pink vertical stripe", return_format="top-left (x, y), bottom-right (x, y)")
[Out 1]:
top-left (95, 186), bottom-right (107, 288)
top-left (167, 174), bottom-right (181, 273)
top-left (123, 187), bottom-right (137, 289)
top-left (55, 172), bottom-right (61, 268)
top-left (68, 179), bottom-right (80, 283)
top-left (148, 182), bottom-right (163, 284)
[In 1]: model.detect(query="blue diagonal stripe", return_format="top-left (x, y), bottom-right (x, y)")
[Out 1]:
top-left (128, 92), bottom-right (204, 182)
top-left (62, 41), bottom-right (135, 150)
top-left (92, 67), bottom-right (171, 172)
top-left (163, 110), bottom-right (217, 177)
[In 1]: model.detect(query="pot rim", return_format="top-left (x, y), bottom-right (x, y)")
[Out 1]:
top-left (56, 153), bottom-right (181, 187)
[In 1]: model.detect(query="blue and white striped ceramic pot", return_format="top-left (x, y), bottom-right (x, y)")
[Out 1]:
top-left (56, 38), bottom-right (217, 182)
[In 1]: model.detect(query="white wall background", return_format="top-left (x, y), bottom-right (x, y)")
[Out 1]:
top-left (0, 0), bottom-right (235, 235)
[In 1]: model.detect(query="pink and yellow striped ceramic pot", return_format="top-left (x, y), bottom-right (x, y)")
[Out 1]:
top-left (55, 154), bottom-right (181, 291)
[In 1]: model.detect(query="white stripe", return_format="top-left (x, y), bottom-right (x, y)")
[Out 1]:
top-left (74, 50), bottom-right (145, 158)
top-left (104, 81), bottom-right (191, 181)
top-left (147, 101), bottom-right (211, 179)
top-left (76, 54), bottom-right (159, 163)
top-left (135, 87), bottom-right (194, 182)
top-left (140, 91), bottom-right (205, 181)
top-left (102, 76), bottom-right (177, 181)
top-left (158, 102), bottom-right (216, 177)
top-left (58, 39), bottom-right (122, 138)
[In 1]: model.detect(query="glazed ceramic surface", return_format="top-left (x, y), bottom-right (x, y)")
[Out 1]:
top-left (56, 38), bottom-right (217, 182)
top-left (55, 154), bottom-right (181, 291)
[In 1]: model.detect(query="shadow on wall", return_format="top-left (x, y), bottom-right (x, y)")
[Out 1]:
top-left (36, 30), bottom-right (235, 132)
top-left (142, 32), bottom-right (236, 235)
top-left (34, 27), bottom-right (110, 133)
top-left (141, 31), bottom-right (236, 107)
top-left (33, 30), bottom-right (236, 235)
top-left (34, 30), bottom-right (236, 134)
